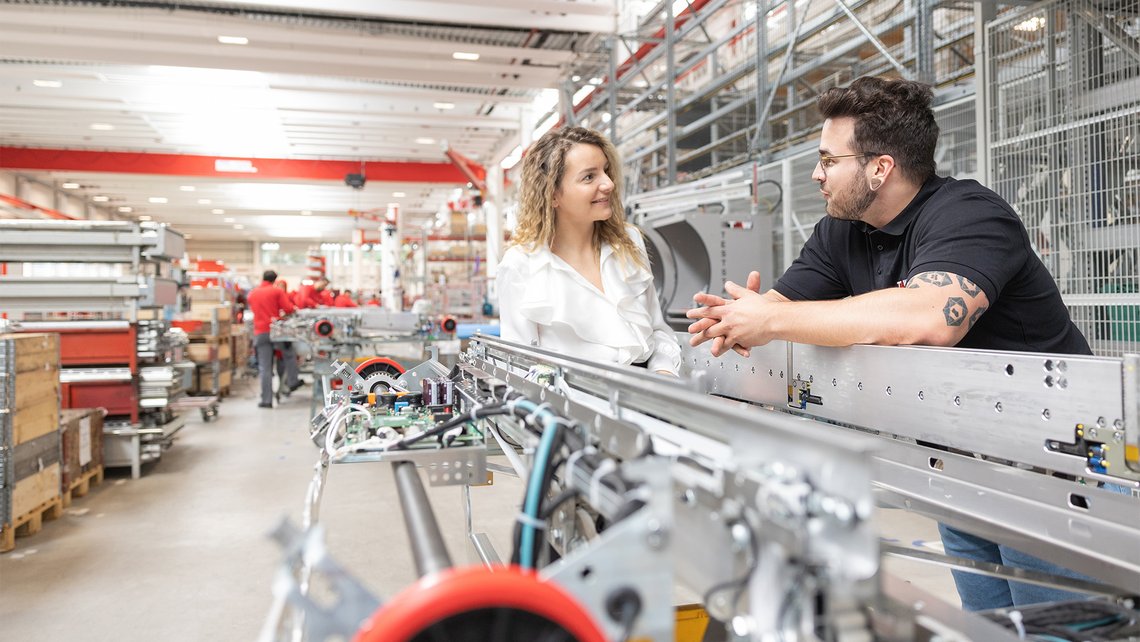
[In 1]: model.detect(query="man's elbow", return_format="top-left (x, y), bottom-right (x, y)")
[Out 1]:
top-left (873, 322), bottom-right (961, 347)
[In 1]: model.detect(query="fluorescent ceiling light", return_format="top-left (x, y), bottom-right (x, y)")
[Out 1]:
top-left (118, 206), bottom-right (132, 213)
top-left (452, 52), bottom-right (480, 61)
top-left (61, 182), bottom-right (80, 189)
top-left (33, 80), bottom-right (62, 88)
top-left (392, 191), bottom-right (406, 197)
top-left (571, 75), bottom-right (581, 82)
top-left (179, 185), bottom-right (196, 192)
top-left (433, 102), bottom-right (455, 110)
top-left (300, 210), bottom-right (312, 216)
top-left (261, 242), bottom-right (280, 250)
top-left (90, 123), bottom-right (115, 131)
top-left (138, 215), bottom-right (153, 221)
top-left (149, 197), bottom-right (168, 204)
top-left (222, 217), bottom-right (235, 223)
top-left (197, 198), bottom-right (212, 205)
top-left (212, 208), bottom-right (225, 214)
top-left (217, 35), bottom-right (249, 45)
top-left (415, 137), bottom-right (436, 145)
top-left (533, 112), bottom-right (557, 140)
top-left (234, 224), bottom-right (245, 230)
top-left (500, 145), bottom-right (523, 170)
top-left (92, 195), bottom-right (110, 202)
top-left (589, 77), bottom-right (603, 85)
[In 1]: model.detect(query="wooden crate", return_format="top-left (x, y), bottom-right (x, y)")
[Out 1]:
top-left (1, 429), bottom-right (64, 552)
top-left (0, 333), bottom-right (61, 445)
top-left (59, 408), bottom-right (105, 492)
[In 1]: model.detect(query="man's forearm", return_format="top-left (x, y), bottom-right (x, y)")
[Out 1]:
top-left (767, 288), bottom-right (962, 347)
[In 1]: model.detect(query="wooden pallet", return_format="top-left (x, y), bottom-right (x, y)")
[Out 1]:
top-left (61, 466), bottom-right (104, 508)
top-left (1, 495), bottom-right (64, 553)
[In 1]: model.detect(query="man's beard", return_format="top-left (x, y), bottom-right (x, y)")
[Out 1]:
top-left (828, 176), bottom-right (877, 221)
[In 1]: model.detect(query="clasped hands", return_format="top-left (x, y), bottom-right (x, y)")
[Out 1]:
top-left (686, 271), bottom-right (774, 358)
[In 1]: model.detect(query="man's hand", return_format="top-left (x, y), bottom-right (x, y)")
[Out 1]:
top-left (686, 271), bottom-right (763, 357)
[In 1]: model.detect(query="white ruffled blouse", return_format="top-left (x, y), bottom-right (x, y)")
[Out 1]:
top-left (497, 230), bottom-right (681, 376)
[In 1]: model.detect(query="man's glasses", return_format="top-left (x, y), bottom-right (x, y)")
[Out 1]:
top-left (817, 151), bottom-right (880, 175)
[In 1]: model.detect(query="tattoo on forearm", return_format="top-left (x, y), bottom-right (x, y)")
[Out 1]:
top-left (943, 297), bottom-right (967, 326)
top-left (956, 275), bottom-right (981, 297)
top-left (968, 305), bottom-right (987, 329)
top-left (915, 271), bottom-right (953, 287)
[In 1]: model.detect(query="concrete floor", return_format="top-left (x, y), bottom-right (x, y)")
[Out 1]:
top-left (0, 378), bottom-right (958, 641)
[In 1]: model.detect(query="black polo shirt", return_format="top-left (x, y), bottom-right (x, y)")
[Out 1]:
top-left (775, 176), bottom-right (1091, 355)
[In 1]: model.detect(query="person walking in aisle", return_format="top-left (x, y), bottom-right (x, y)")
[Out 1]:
top-left (247, 270), bottom-right (303, 408)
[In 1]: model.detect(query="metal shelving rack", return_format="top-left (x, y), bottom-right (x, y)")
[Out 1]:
top-left (558, 0), bottom-right (989, 195)
top-left (0, 219), bottom-right (188, 478)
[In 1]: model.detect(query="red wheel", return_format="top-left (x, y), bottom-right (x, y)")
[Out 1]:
top-left (353, 565), bottom-right (606, 642)
top-left (355, 357), bottom-right (406, 394)
top-left (314, 319), bottom-right (335, 337)
top-left (439, 316), bottom-right (457, 333)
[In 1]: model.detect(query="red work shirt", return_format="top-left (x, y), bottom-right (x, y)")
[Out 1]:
top-left (333, 293), bottom-right (357, 308)
top-left (293, 284), bottom-right (320, 309)
top-left (247, 281), bottom-right (295, 334)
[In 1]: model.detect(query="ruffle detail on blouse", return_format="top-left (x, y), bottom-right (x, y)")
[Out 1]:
top-left (507, 245), bottom-right (657, 363)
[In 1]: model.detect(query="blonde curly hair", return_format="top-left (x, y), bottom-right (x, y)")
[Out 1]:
top-left (512, 126), bottom-right (645, 268)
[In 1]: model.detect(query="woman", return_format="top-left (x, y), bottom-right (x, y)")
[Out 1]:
top-left (497, 126), bottom-right (680, 376)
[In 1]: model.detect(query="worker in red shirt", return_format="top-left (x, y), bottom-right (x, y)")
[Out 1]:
top-left (247, 270), bottom-right (303, 408)
top-left (364, 291), bottom-right (381, 307)
top-left (317, 279), bottom-right (334, 306)
top-left (333, 289), bottom-right (358, 307)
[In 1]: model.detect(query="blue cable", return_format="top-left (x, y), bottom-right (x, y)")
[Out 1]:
top-left (517, 400), bottom-right (561, 570)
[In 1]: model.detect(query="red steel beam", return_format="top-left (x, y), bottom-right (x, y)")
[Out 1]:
top-left (444, 147), bottom-right (487, 193)
top-left (0, 147), bottom-right (473, 183)
top-left (0, 192), bottom-right (77, 220)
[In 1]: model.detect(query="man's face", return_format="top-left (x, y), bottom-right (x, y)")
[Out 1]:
top-left (812, 117), bottom-right (876, 222)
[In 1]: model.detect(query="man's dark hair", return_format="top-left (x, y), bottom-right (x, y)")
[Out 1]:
top-left (262, 270), bottom-right (278, 283)
top-left (817, 76), bottom-right (938, 183)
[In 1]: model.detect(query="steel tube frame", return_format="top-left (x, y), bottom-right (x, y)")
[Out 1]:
top-left (392, 461), bottom-right (453, 578)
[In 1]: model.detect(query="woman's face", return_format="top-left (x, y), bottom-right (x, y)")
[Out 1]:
top-left (553, 143), bottom-right (614, 228)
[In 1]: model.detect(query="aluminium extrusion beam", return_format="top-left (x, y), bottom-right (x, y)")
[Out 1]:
top-left (681, 339), bottom-right (1140, 594)
top-left (0, 277), bottom-right (143, 312)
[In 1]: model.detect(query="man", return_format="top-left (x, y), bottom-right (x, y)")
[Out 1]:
top-left (333, 289), bottom-right (358, 308)
top-left (687, 76), bottom-right (1093, 611)
top-left (247, 270), bottom-right (303, 408)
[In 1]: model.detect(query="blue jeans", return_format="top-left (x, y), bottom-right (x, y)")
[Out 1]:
top-left (939, 484), bottom-right (1130, 611)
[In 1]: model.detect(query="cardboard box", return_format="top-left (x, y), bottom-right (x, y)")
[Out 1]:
top-left (59, 408), bottom-right (104, 491)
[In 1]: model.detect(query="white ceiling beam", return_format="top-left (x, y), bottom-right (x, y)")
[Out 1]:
top-left (0, 35), bottom-right (562, 90)
top-left (0, 7), bottom-right (581, 66)
top-left (146, 0), bottom-right (618, 33)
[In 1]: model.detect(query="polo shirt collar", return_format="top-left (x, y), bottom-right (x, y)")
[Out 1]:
top-left (857, 175), bottom-right (948, 236)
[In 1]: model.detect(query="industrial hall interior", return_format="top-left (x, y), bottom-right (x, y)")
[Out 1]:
top-left (2, 0), bottom-right (1140, 640)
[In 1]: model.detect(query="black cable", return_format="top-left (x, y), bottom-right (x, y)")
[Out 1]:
top-left (702, 513), bottom-right (762, 614)
top-left (390, 403), bottom-right (511, 450)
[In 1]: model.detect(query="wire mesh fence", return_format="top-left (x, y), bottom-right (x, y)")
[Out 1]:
top-left (986, 0), bottom-right (1140, 356)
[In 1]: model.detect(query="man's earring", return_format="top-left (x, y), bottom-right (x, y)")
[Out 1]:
top-left (870, 178), bottom-right (883, 191)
